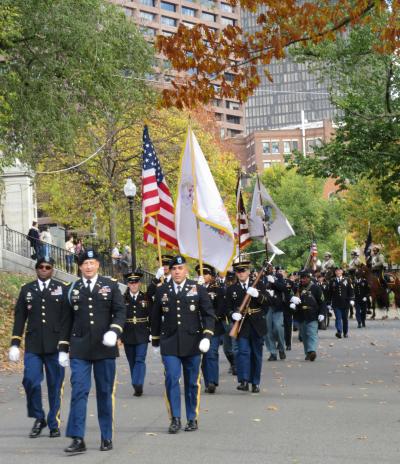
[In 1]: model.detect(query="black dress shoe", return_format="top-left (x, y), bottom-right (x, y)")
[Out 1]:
top-left (133, 384), bottom-right (143, 397)
top-left (308, 351), bottom-right (317, 361)
top-left (268, 354), bottom-right (277, 361)
top-left (357, 323), bottom-right (362, 328)
top-left (29, 418), bottom-right (47, 438)
top-left (236, 381), bottom-right (249, 391)
top-left (335, 332), bottom-right (342, 339)
top-left (168, 417), bottom-right (181, 434)
top-left (279, 350), bottom-right (286, 360)
top-left (231, 365), bottom-right (237, 376)
top-left (184, 420), bottom-right (198, 432)
top-left (205, 383), bottom-right (216, 394)
top-left (49, 428), bottom-right (60, 438)
top-left (305, 353), bottom-right (310, 361)
top-left (252, 384), bottom-right (260, 393)
top-left (64, 437), bottom-right (86, 454)
top-left (286, 345), bottom-right (291, 351)
top-left (343, 333), bottom-right (348, 338)
top-left (100, 439), bottom-right (113, 451)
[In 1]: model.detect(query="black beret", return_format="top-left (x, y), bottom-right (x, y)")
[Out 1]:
top-left (77, 249), bottom-right (99, 265)
top-left (35, 256), bottom-right (55, 269)
top-left (169, 255), bottom-right (186, 268)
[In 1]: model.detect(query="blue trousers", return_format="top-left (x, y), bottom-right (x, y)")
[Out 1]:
top-left (334, 307), bottom-right (349, 335)
top-left (162, 354), bottom-right (201, 421)
top-left (202, 335), bottom-right (223, 386)
top-left (66, 358), bottom-right (116, 440)
top-left (237, 327), bottom-right (264, 385)
top-left (222, 321), bottom-right (238, 360)
top-left (355, 302), bottom-right (367, 325)
top-left (124, 343), bottom-right (148, 386)
top-left (299, 320), bottom-right (319, 355)
top-left (264, 310), bottom-right (285, 355)
top-left (22, 352), bottom-right (65, 429)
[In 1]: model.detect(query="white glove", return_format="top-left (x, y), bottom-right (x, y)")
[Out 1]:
top-left (197, 276), bottom-right (205, 286)
top-left (102, 330), bottom-right (117, 347)
top-left (350, 300), bottom-right (355, 306)
top-left (8, 346), bottom-right (20, 362)
top-left (290, 296), bottom-right (301, 305)
top-left (266, 289), bottom-right (275, 297)
top-left (267, 275), bottom-right (275, 283)
top-left (232, 312), bottom-right (242, 321)
top-left (149, 334), bottom-right (152, 342)
top-left (318, 315), bottom-right (325, 322)
top-left (327, 305), bottom-right (332, 310)
top-left (289, 303), bottom-right (296, 310)
top-left (247, 287), bottom-right (259, 298)
top-left (58, 351), bottom-right (69, 367)
top-left (155, 267), bottom-right (165, 280)
top-left (362, 297), bottom-right (367, 302)
top-left (199, 338), bottom-right (210, 353)
top-left (153, 346), bottom-right (160, 355)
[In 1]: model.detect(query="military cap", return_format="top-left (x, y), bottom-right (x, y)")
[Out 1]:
top-left (125, 270), bottom-right (143, 283)
top-left (350, 250), bottom-right (359, 256)
top-left (77, 249), bottom-right (99, 265)
top-left (233, 260), bottom-right (251, 272)
top-left (334, 265), bottom-right (343, 270)
top-left (35, 256), bottom-right (55, 269)
top-left (299, 269), bottom-right (312, 278)
top-left (372, 245), bottom-right (380, 251)
top-left (169, 255), bottom-right (186, 268)
top-left (161, 254), bottom-right (174, 265)
top-left (195, 263), bottom-right (216, 276)
top-left (324, 252), bottom-right (332, 257)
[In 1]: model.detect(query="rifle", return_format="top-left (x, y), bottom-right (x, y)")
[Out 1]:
top-left (229, 267), bottom-right (265, 339)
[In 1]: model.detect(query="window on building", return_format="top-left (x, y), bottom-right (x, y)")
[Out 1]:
top-left (161, 16), bottom-right (177, 26)
top-left (271, 141), bottom-right (280, 154)
top-left (213, 99), bottom-right (221, 107)
top-left (262, 141), bottom-right (270, 154)
top-left (202, 11), bottom-right (216, 22)
top-left (224, 72), bottom-right (235, 82)
top-left (160, 2), bottom-right (176, 12)
top-left (140, 11), bottom-right (155, 21)
top-left (226, 115), bottom-right (241, 124)
top-left (162, 30), bottom-right (174, 36)
top-left (227, 128), bottom-right (242, 137)
top-left (182, 21), bottom-right (195, 28)
top-left (306, 138), bottom-right (323, 153)
top-left (226, 100), bottom-right (240, 110)
top-left (123, 7), bottom-right (133, 16)
top-left (263, 161), bottom-right (271, 169)
top-left (139, 26), bottom-right (157, 37)
top-left (220, 2), bottom-right (234, 13)
top-left (221, 17), bottom-right (235, 26)
top-left (200, 0), bottom-right (215, 9)
top-left (139, 0), bottom-right (155, 6)
top-left (182, 6), bottom-right (196, 17)
top-left (215, 113), bottom-right (223, 121)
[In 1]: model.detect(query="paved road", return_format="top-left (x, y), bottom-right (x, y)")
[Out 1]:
top-left (1, 316), bottom-right (400, 464)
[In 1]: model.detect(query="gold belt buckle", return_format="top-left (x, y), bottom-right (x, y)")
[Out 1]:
top-left (133, 317), bottom-right (137, 324)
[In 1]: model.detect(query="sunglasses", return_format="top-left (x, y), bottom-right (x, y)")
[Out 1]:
top-left (38, 265), bottom-right (52, 270)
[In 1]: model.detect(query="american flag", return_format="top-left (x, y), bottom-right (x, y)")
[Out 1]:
top-left (236, 175), bottom-right (251, 249)
top-left (142, 126), bottom-right (178, 249)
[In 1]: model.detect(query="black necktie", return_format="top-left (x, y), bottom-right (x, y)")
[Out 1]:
top-left (41, 282), bottom-right (47, 292)
top-left (177, 285), bottom-right (181, 295)
top-left (86, 279), bottom-right (92, 290)
top-left (242, 283), bottom-right (247, 291)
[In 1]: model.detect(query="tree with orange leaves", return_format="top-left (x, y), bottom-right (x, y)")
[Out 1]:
top-left (157, 0), bottom-right (399, 108)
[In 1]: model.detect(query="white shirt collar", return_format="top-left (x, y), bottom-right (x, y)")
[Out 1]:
top-left (38, 278), bottom-right (51, 289)
top-left (130, 291), bottom-right (139, 298)
top-left (173, 279), bottom-right (186, 292)
top-left (82, 275), bottom-right (98, 288)
top-left (239, 278), bottom-right (249, 287)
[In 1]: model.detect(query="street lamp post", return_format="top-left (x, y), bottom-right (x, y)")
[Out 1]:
top-left (123, 178), bottom-right (137, 272)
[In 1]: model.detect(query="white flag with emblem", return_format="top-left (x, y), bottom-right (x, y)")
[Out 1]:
top-left (175, 128), bottom-right (235, 272)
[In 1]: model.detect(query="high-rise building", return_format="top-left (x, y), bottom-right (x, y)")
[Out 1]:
top-left (240, 10), bottom-right (336, 133)
top-left (114, 0), bottom-right (245, 138)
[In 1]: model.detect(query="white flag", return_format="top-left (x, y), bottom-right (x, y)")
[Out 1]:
top-left (342, 235), bottom-right (347, 264)
top-left (249, 177), bottom-right (295, 244)
top-left (175, 128), bottom-right (236, 272)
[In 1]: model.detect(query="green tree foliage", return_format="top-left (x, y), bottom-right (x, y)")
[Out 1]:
top-left (244, 166), bottom-right (348, 272)
top-left (289, 20), bottom-right (400, 201)
top-left (0, 0), bottom-right (153, 164)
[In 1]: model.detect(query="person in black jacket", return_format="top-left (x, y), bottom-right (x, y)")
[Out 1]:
top-left (8, 257), bottom-right (67, 438)
top-left (196, 263), bottom-right (228, 394)
top-left (290, 270), bottom-right (326, 361)
top-left (121, 271), bottom-right (151, 397)
top-left (353, 270), bottom-right (370, 328)
top-left (328, 266), bottom-right (355, 339)
top-left (58, 249), bottom-right (126, 454)
top-left (226, 261), bottom-right (267, 393)
top-left (27, 221), bottom-right (41, 260)
top-left (151, 255), bottom-right (215, 434)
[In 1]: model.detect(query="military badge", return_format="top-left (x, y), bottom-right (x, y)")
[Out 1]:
top-left (141, 301), bottom-right (147, 308)
top-left (26, 292), bottom-right (33, 303)
top-left (187, 286), bottom-right (198, 296)
top-left (232, 291), bottom-right (237, 299)
top-left (189, 304), bottom-right (196, 311)
top-left (73, 305), bottom-right (79, 311)
top-left (27, 305), bottom-right (32, 310)
top-left (162, 294), bottom-right (169, 303)
top-left (51, 286), bottom-right (63, 296)
top-left (209, 292), bottom-right (216, 300)
top-left (99, 286), bottom-right (111, 294)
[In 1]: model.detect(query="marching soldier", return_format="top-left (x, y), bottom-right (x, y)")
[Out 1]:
top-left (316, 272), bottom-right (331, 327)
top-left (58, 249), bottom-right (126, 454)
top-left (221, 270), bottom-right (238, 375)
top-left (328, 266), bottom-right (355, 339)
top-left (353, 270), bottom-right (370, 328)
top-left (321, 252), bottom-right (335, 276)
top-left (226, 260), bottom-right (267, 393)
top-left (196, 263), bottom-right (228, 394)
top-left (146, 254), bottom-right (173, 302)
top-left (290, 270), bottom-right (326, 361)
top-left (151, 255), bottom-right (215, 434)
top-left (121, 271), bottom-right (151, 397)
top-left (283, 271), bottom-right (296, 350)
top-left (8, 257), bottom-right (67, 438)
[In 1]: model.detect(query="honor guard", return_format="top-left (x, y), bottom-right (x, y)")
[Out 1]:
top-left (196, 263), bottom-right (228, 394)
top-left (353, 270), bottom-right (370, 328)
top-left (121, 271), bottom-right (150, 397)
top-left (328, 266), bottom-right (355, 339)
top-left (282, 270), bottom-right (296, 350)
top-left (151, 255), bottom-right (215, 434)
top-left (58, 249), bottom-right (126, 454)
top-left (146, 254), bottom-right (173, 302)
top-left (8, 257), bottom-right (67, 438)
top-left (226, 260), bottom-right (267, 393)
top-left (290, 270), bottom-right (326, 361)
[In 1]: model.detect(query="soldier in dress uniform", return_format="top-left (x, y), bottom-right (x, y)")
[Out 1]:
top-left (121, 271), bottom-right (151, 397)
top-left (195, 263), bottom-right (228, 394)
top-left (58, 249), bottom-right (126, 454)
top-left (327, 266), bottom-right (355, 339)
top-left (8, 257), bottom-right (67, 438)
top-left (151, 255), bottom-right (215, 434)
top-left (146, 254), bottom-right (173, 302)
top-left (220, 270), bottom-right (238, 375)
top-left (353, 269), bottom-right (370, 328)
top-left (321, 252), bottom-right (335, 276)
top-left (282, 270), bottom-right (296, 350)
top-left (290, 270), bottom-right (326, 361)
top-left (226, 260), bottom-right (267, 393)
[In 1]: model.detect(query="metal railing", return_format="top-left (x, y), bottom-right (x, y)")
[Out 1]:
top-left (2, 226), bottom-right (154, 286)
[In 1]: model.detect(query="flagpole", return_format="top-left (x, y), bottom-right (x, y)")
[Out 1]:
top-left (189, 126), bottom-right (204, 277)
top-left (237, 169), bottom-right (242, 262)
top-left (257, 174), bottom-right (269, 262)
top-left (155, 217), bottom-right (163, 269)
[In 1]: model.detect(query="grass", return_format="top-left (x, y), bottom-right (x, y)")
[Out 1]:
top-left (0, 271), bottom-right (32, 371)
